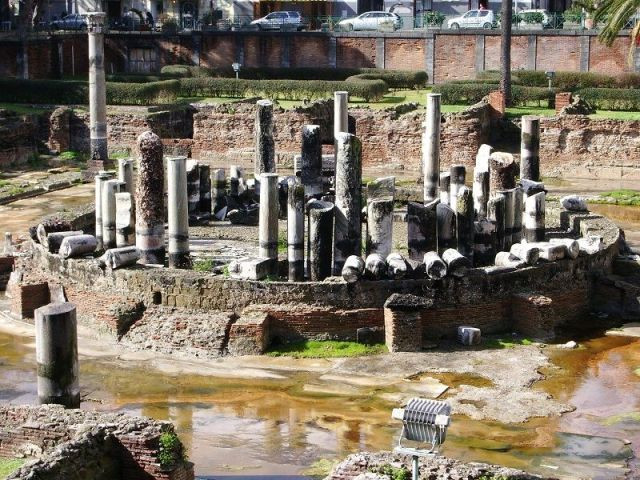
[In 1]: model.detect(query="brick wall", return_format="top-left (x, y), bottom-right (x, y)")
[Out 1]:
top-left (201, 35), bottom-right (235, 69)
top-left (484, 35), bottom-right (529, 71)
top-left (384, 38), bottom-right (425, 71)
top-left (291, 36), bottom-right (330, 68)
top-left (336, 37), bottom-right (376, 68)
top-left (434, 34), bottom-right (476, 83)
top-left (536, 35), bottom-right (580, 72)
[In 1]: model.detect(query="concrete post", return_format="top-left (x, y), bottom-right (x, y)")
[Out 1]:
top-left (301, 124), bottom-right (323, 196)
top-left (487, 193), bottom-right (506, 252)
top-left (167, 156), bottom-right (191, 269)
top-left (255, 100), bottom-right (275, 177)
top-left (423, 93), bottom-right (441, 203)
top-left (94, 171), bottom-right (111, 250)
top-left (101, 179), bottom-right (124, 250)
top-left (473, 169), bottom-right (490, 219)
top-left (437, 202), bottom-right (456, 255)
top-left (407, 200), bottom-right (438, 261)
top-left (287, 179), bottom-right (305, 282)
top-left (439, 172), bottom-right (450, 205)
top-left (115, 192), bottom-right (135, 247)
top-left (135, 131), bottom-right (165, 265)
top-left (117, 158), bottom-right (134, 195)
top-left (449, 164), bottom-right (465, 209)
top-left (308, 199), bottom-right (334, 281)
top-left (524, 191), bottom-right (545, 242)
top-left (186, 160), bottom-right (200, 216)
top-left (212, 168), bottom-right (226, 214)
top-left (455, 186), bottom-right (474, 262)
top-left (258, 173), bottom-right (279, 274)
top-left (199, 164), bottom-right (211, 215)
top-left (35, 302), bottom-right (80, 408)
top-left (333, 132), bottom-right (362, 274)
top-left (334, 91), bottom-right (349, 138)
top-left (489, 152), bottom-right (517, 198)
top-left (86, 12), bottom-right (110, 174)
top-left (520, 116), bottom-right (540, 181)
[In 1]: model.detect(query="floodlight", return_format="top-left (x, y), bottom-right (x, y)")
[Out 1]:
top-left (232, 62), bottom-right (241, 79)
top-left (545, 70), bottom-right (555, 90)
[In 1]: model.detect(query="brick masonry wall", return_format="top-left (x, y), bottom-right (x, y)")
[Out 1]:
top-left (536, 35), bottom-right (580, 73)
top-left (589, 36), bottom-right (633, 73)
top-left (484, 35), bottom-right (529, 71)
top-left (291, 36), bottom-right (331, 68)
top-left (384, 38), bottom-right (425, 71)
top-left (336, 37), bottom-right (376, 68)
top-left (434, 34), bottom-right (476, 83)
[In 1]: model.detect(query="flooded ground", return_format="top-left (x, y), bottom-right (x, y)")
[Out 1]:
top-left (0, 178), bottom-right (639, 478)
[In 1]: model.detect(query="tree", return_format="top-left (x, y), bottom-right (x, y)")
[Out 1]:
top-left (500, 0), bottom-right (513, 106)
top-left (593, 0), bottom-right (640, 62)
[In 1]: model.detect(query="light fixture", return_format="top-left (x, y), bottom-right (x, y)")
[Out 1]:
top-left (232, 62), bottom-right (241, 79)
top-left (392, 398), bottom-right (451, 480)
top-left (545, 70), bottom-right (555, 90)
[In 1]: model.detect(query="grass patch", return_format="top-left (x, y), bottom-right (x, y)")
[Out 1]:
top-left (484, 337), bottom-right (534, 349)
top-left (110, 151), bottom-right (131, 160)
top-left (267, 340), bottom-right (387, 358)
top-left (0, 458), bottom-right (24, 477)
top-left (592, 189), bottom-right (640, 206)
top-left (0, 180), bottom-right (11, 188)
top-left (278, 233), bottom-right (287, 254)
top-left (601, 411), bottom-right (640, 426)
top-left (0, 103), bottom-right (48, 114)
top-left (304, 458), bottom-right (338, 479)
top-left (192, 258), bottom-right (214, 272)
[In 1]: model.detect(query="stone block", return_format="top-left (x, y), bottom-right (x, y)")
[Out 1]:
top-left (457, 326), bottom-right (481, 346)
top-left (383, 293), bottom-right (431, 352)
top-left (356, 326), bottom-right (384, 345)
top-left (229, 257), bottom-right (272, 280)
top-left (227, 313), bottom-right (271, 355)
top-left (10, 282), bottom-right (50, 320)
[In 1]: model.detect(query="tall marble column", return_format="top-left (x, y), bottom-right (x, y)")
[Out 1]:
top-left (423, 93), bottom-right (441, 203)
top-left (301, 124), bottom-right (323, 196)
top-left (167, 156), bottom-right (191, 269)
top-left (255, 100), bottom-right (275, 177)
top-left (258, 173), bottom-right (279, 274)
top-left (520, 115), bottom-right (540, 181)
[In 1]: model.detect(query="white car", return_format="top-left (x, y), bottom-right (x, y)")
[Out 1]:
top-left (250, 11), bottom-right (306, 31)
top-left (447, 9), bottom-right (494, 29)
top-left (338, 11), bottom-right (402, 31)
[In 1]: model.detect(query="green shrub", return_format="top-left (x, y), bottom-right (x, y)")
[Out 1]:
top-left (347, 70), bottom-right (428, 89)
top-left (423, 11), bottom-right (446, 26)
top-left (106, 73), bottom-right (180, 83)
top-left (0, 79), bottom-right (88, 104)
top-left (179, 77), bottom-right (388, 101)
top-left (160, 65), bottom-right (192, 77)
top-left (576, 87), bottom-right (640, 111)
top-left (521, 11), bottom-right (544, 23)
top-left (478, 69), bottom-right (640, 90)
top-left (158, 431), bottom-right (187, 470)
top-left (432, 82), bottom-right (554, 106)
top-left (106, 80), bottom-right (180, 105)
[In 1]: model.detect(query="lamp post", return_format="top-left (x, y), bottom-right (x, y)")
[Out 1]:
top-left (545, 70), bottom-right (555, 91)
top-left (232, 62), bottom-right (241, 79)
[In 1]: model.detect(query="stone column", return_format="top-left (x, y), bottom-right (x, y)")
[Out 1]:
top-left (86, 12), bottom-right (110, 176)
top-left (308, 199), bottom-right (334, 281)
top-left (258, 173), bottom-right (279, 274)
top-left (437, 202), bottom-right (456, 255)
top-left (449, 164), bottom-right (466, 209)
top-left (512, 187), bottom-right (524, 243)
top-left (439, 172), bottom-right (450, 206)
top-left (489, 152), bottom-right (517, 198)
top-left (94, 171), bottom-right (111, 250)
top-left (520, 115), bottom-right (540, 181)
top-left (167, 156), bottom-right (190, 269)
top-left (118, 158), bottom-right (134, 195)
top-left (198, 164), bottom-right (211, 215)
top-left (229, 166), bottom-right (241, 197)
top-left (212, 168), bottom-right (226, 214)
top-left (407, 199), bottom-right (438, 262)
top-left (135, 131), bottom-right (165, 265)
top-left (255, 100), bottom-right (275, 177)
top-left (287, 179), bottom-right (305, 282)
top-left (524, 191), bottom-right (545, 242)
top-left (102, 179), bottom-right (124, 250)
top-left (35, 302), bottom-right (80, 408)
top-left (301, 124), bottom-right (323, 196)
top-left (498, 188), bottom-right (516, 250)
top-left (455, 186), bottom-right (474, 262)
top-left (423, 93), bottom-right (441, 203)
top-left (333, 132), bottom-right (362, 275)
top-left (473, 169), bottom-right (490, 219)
top-left (334, 91), bottom-right (349, 138)
top-left (342, 255), bottom-right (365, 283)
top-left (186, 160), bottom-right (200, 216)
top-left (488, 193), bottom-right (506, 252)
top-left (115, 192), bottom-right (135, 247)
top-left (367, 199), bottom-right (393, 258)
top-left (473, 218), bottom-right (496, 266)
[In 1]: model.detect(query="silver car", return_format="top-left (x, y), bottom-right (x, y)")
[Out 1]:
top-left (51, 14), bottom-right (87, 31)
top-left (338, 11), bottom-right (402, 31)
top-left (250, 11), bottom-right (306, 31)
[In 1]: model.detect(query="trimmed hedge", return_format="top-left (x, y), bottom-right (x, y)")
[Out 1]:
top-left (178, 77), bottom-right (388, 101)
top-left (0, 78), bottom-right (179, 105)
top-left (576, 88), bottom-right (640, 111)
top-left (432, 82), bottom-right (555, 106)
top-left (477, 69), bottom-right (640, 90)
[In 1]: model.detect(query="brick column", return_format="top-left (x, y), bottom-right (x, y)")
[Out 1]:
top-left (488, 90), bottom-right (505, 119)
top-left (383, 294), bottom-right (431, 353)
top-left (555, 92), bottom-right (572, 114)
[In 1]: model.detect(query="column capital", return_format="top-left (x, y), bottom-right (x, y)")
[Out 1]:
top-left (86, 12), bottom-right (106, 33)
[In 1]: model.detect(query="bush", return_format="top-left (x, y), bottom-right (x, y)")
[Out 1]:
top-left (423, 11), bottom-right (446, 26)
top-left (477, 69), bottom-right (640, 90)
top-left (106, 79), bottom-right (180, 105)
top-left (432, 82), bottom-right (554, 106)
top-left (106, 73), bottom-right (177, 83)
top-left (348, 70), bottom-right (428, 89)
top-left (576, 87), bottom-right (640, 111)
top-left (179, 77), bottom-right (388, 101)
top-left (521, 12), bottom-right (544, 23)
top-left (160, 65), bottom-right (192, 77)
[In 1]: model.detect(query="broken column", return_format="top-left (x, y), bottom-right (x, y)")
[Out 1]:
top-left (423, 93), bottom-right (441, 203)
top-left (512, 187), bottom-right (524, 243)
top-left (135, 131), bottom-right (165, 265)
top-left (333, 132), bottom-right (362, 275)
top-left (473, 169), bottom-right (490, 219)
top-left (449, 165), bottom-right (466, 209)
top-left (86, 12), bottom-right (110, 175)
top-left (487, 193), bottom-right (506, 252)
top-left (94, 171), bottom-right (111, 250)
top-left (167, 156), bottom-right (190, 269)
top-left (366, 178), bottom-right (394, 258)
top-left (59, 235), bottom-right (97, 259)
top-left (102, 179), bottom-right (123, 250)
top-left (473, 219), bottom-right (496, 266)
top-left (442, 248), bottom-right (471, 277)
top-left (520, 115), bottom-right (540, 181)
top-left (489, 152), bottom-right (517, 198)
top-left (115, 192), bottom-right (135, 247)
top-left (342, 255), bottom-right (365, 283)
top-left (439, 172), bottom-right (450, 206)
top-left (186, 160), bottom-right (200, 216)
top-left (437, 202), bottom-right (456, 255)
top-left (199, 164), bottom-right (211, 215)
top-left (498, 188), bottom-right (516, 250)
top-left (287, 179), bottom-right (305, 282)
top-left (524, 191), bottom-right (546, 242)
top-left (407, 200), bottom-right (438, 262)
top-left (455, 186), bottom-right (474, 262)
top-left (301, 124), bottom-right (323, 196)
top-left (35, 302), bottom-right (80, 408)
top-left (258, 173), bottom-right (279, 274)
top-left (308, 199), bottom-right (334, 281)
top-left (334, 91), bottom-right (349, 138)
top-left (255, 100), bottom-right (276, 177)
top-left (424, 251), bottom-right (447, 280)
top-left (212, 169), bottom-right (226, 215)
top-left (118, 158), bottom-right (134, 195)
top-left (386, 253), bottom-right (407, 280)
top-left (365, 253), bottom-right (387, 280)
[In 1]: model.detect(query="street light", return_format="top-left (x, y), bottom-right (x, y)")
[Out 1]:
top-left (545, 70), bottom-right (555, 91)
top-left (232, 62), bottom-right (241, 80)
top-left (392, 398), bottom-right (451, 480)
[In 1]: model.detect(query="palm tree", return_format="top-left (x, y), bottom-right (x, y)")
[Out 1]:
top-left (500, 0), bottom-right (513, 106)
top-left (593, 0), bottom-right (640, 61)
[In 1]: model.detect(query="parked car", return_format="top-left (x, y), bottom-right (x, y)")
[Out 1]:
top-left (338, 11), bottom-right (402, 31)
top-left (447, 9), bottom-right (494, 29)
top-left (51, 14), bottom-right (87, 31)
top-left (250, 11), bottom-right (306, 31)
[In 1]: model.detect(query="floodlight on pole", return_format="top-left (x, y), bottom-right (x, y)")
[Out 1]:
top-left (545, 70), bottom-right (555, 91)
top-left (392, 398), bottom-right (451, 480)
top-left (232, 62), bottom-right (241, 80)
